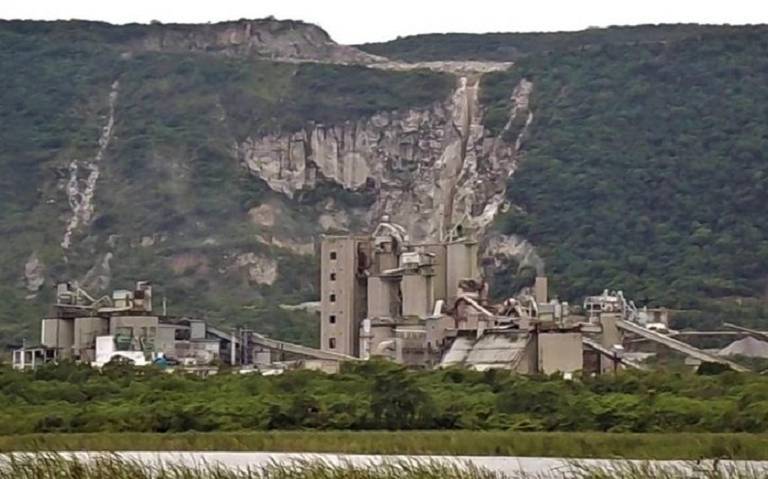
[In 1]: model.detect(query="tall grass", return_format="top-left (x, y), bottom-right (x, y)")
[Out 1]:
top-left (567, 461), bottom-right (767, 479)
top-left (0, 453), bottom-right (505, 479)
top-left (0, 454), bottom-right (767, 478)
top-left (2, 432), bottom-right (768, 460)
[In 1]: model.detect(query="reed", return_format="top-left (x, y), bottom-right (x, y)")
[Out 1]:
top-left (0, 453), bottom-right (506, 479)
top-left (1, 453), bottom-right (766, 478)
top-left (1, 431), bottom-right (767, 460)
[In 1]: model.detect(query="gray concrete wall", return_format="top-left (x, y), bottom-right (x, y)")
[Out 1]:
top-left (401, 274), bottom-right (433, 319)
top-left (367, 276), bottom-right (396, 318)
top-left (446, 241), bottom-right (479, 304)
top-left (109, 316), bottom-right (160, 335)
top-left (41, 319), bottom-right (74, 358)
top-left (427, 245), bottom-right (447, 302)
top-left (537, 332), bottom-right (583, 374)
top-left (534, 276), bottom-right (548, 304)
top-left (73, 317), bottom-right (109, 357)
top-left (189, 320), bottom-right (206, 340)
top-left (156, 325), bottom-right (177, 356)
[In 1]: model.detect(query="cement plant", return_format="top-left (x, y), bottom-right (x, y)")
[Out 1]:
top-left (13, 218), bottom-right (763, 376)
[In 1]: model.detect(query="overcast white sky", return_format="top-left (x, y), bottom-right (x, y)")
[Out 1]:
top-left (2, 0), bottom-right (766, 44)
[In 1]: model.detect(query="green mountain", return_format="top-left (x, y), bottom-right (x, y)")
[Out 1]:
top-left (1, 19), bottom-right (767, 347)
top-left (480, 28), bottom-right (768, 328)
top-left (357, 24), bottom-right (747, 61)
top-left (0, 19), bottom-right (454, 346)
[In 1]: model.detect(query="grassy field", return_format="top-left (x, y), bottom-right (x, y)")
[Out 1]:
top-left (1, 432), bottom-right (767, 460)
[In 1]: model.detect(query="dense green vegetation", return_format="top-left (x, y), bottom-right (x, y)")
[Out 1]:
top-left (0, 22), bottom-right (452, 347)
top-left (482, 30), bottom-right (768, 327)
top-left (3, 361), bottom-right (768, 436)
top-left (359, 25), bottom-right (758, 61)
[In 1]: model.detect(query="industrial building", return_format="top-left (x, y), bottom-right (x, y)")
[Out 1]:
top-left (319, 219), bottom-right (750, 374)
top-left (12, 220), bottom-right (754, 375)
top-left (13, 281), bottom-right (221, 370)
top-left (12, 281), bottom-right (350, 372)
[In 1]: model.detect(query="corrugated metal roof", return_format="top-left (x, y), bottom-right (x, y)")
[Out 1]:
top-left (440, 332), bottom-right (529, 370)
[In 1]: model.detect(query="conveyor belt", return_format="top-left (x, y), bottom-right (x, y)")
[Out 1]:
top-left (723, 323), bottom-right (768, 342)
top-left (581, 337), bottom-right (646, 370)
top-left (207, 326), bottom-right (356, 362)
top-left (616, 319), bottom-right (748, 372)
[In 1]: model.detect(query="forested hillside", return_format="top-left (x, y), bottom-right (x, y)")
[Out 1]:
top-left (0, 20), bottom-right (452, 346)
top-left (2, 19), bottom-right (768, 346)
top-left (478, 29), bottom-right (768, 327)
top-left (358, 25), bottom-right (747, 61)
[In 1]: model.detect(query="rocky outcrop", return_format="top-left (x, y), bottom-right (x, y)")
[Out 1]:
top-left (81, 252), bottom-right (113, 292)
top-left (319, 210), bottom-right (350, 231)
top-left (237, 74), bottom-right (534, 242)
top-left (170, 253), bottom-right (209, 275)
top-left (248, 203), bottom-right (280, 227)
top-left (370, 60), bottom-right (513, 75)
top-left (24, 252), bottom-right (45, 294)
top-left (126, 19), bottom-right (384, 64)
top-left (255, 235), bottom-right (315, 256)
top-left (235, 253), bottom-right (278, 285)
top-left (484, 233), bottom-right (545, 275)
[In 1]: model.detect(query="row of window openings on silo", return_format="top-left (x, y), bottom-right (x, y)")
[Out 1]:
top-left (327, 250), bottom-right (339, 349)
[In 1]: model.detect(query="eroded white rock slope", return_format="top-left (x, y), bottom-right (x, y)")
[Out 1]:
top-left (61, 81), bottom-right (119, 250)
top-left (238, 68), bottom-right (534, 243)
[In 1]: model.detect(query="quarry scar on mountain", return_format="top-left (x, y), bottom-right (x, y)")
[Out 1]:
top-left (237, 69), bottom-right (533, 243)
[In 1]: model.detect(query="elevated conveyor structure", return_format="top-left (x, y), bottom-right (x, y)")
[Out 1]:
top-left (207, 326), bottom-right (357, 363)
top-left (616, 319), bottom-right (749, 372)
top-left (581, 337), bottom-right (646, 370)
top-left (723, 323), bottom-right (768, 342)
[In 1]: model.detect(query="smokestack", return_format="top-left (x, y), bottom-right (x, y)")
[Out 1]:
top-left (534, 276), bottom-right (548, 304)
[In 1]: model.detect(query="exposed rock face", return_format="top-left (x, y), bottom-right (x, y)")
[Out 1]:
top-left (255, 235), bottom-right (315, 256)
top-left (81, 252), bottom-right (113, 292)
top-left (24, 252), bottom-right (45, 293)
top-left (319, 210), bottom-right (350, 231)
top-left (127, 19), bottom-right (384, 64)
top-left (235, 253), bottom-right (278, 285)
top-left (484, 233), bottom-right (545, 275)
top-left (248, 203), bottom-right (279, 227)
top-left (370, 60), bottom-right (514, 75)
top-left (238, 74), bottom-right (534, 242)
top-left (61, 81), bottom-right (119, 250)
top-left (170, 253), bottom-right (209, 275)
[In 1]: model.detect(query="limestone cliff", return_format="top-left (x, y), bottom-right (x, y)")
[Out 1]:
top-left (237, 72), bottom-right (533, 242)
top-left (123, 18), bottom-right (385, 64)
top-left (0, 18), bottom-right (540, 346)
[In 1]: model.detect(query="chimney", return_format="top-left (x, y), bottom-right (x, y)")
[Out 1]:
top-left (534, 276), bottom-right (548, 304)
